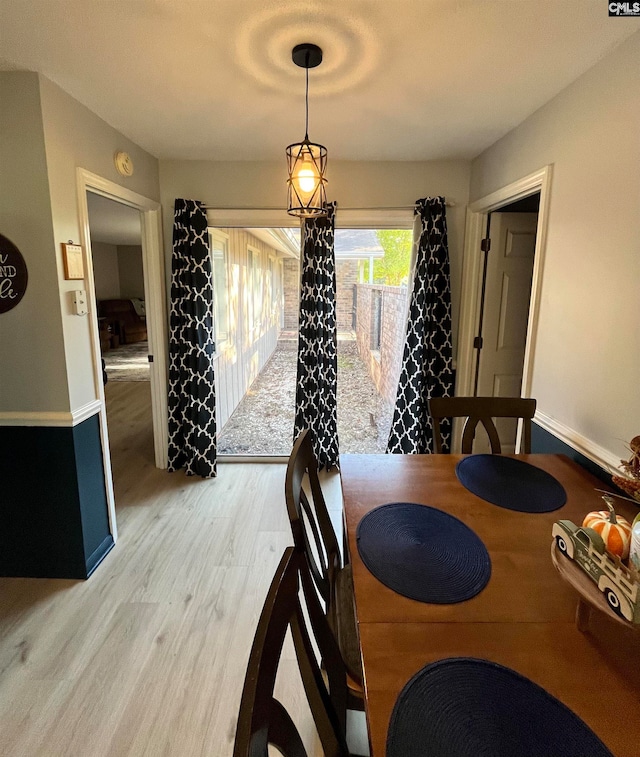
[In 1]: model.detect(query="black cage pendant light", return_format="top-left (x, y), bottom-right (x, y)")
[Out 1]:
top-left (286, 43), bottom-right (328, 218)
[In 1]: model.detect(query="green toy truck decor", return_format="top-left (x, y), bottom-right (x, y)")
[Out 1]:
top-left (552, 519), bottom-right (640, 624)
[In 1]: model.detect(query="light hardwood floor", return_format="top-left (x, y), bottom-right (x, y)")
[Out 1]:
top-left (0, 381), bottom-right (354, 756)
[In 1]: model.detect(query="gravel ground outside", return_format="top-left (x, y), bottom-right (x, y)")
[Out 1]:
top-left (218, 335), bottom-right (394, 455)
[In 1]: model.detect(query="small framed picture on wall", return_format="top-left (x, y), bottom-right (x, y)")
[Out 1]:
top-left (62, 243), bottom-right (85, 280)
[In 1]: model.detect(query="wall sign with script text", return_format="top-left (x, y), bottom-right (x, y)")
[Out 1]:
top-left (0, 234), bottom-right (28, 314)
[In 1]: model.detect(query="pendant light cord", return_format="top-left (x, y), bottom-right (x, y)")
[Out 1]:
top-left (304, 53), bottom-right (310, 140)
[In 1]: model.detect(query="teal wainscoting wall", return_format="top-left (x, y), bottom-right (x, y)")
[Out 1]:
top-left (531, 422), bottom-right (615, 488)
top-left (0, 413), bottom-right (114, 578)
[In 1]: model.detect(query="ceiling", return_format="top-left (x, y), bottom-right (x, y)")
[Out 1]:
top-left (1, 2), bottom-right (638, 162)
top-left (87, 193), bottom-right (141, 246)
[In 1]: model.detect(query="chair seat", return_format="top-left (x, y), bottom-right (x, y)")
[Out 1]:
top-left (334, 564), bottom-right (363, 686)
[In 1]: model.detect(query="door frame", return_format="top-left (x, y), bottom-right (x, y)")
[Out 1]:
top-left (455, 165), bottom-right (553, 449)
top-left (76, 169), bottom-right (168, 538)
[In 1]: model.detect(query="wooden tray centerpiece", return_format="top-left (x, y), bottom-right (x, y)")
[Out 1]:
top-left (551, 493), bottom-right (640, 631)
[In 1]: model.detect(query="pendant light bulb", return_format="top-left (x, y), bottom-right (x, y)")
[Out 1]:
top-left (296, 157), bottom-right (318, 195)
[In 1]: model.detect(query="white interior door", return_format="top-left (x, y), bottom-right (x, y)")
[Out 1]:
top-left (475, 212), bottom-right (537, 452)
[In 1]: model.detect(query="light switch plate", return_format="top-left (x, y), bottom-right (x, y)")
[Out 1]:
top-left (72, 289), bottom-right (88, 315)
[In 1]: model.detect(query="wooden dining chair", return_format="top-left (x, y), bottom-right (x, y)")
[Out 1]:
top-left (285, 430), bottom-right (365, 712)
top-left (428, 396), bottom-right (537, 454)
top-left (233, 547), bottom-right (350, 757)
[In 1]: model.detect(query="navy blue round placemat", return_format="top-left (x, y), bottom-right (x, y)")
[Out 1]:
top-left (456, 454), bottom-right (566, 512)
top-left (355, 503), bottom-right (491, 604)
top-left (387, 658), bottom-right (613, 757)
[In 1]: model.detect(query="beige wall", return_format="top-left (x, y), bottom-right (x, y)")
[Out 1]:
top-left (117, 246), bottom-right (145, 299)
top-left (92, 242), bottom-right (121, 300)
top-left (470, 32), bottom-right (640, 462)
top-left (39, 74), bottom-right (160, 412)
top-left (159, 159), bottom-right (470, 354)
top-left (0, 72), bottom-right (69, 413)
top-left (91, 243), bottom-right (144, 302)
top-left (1, 72), bottom-right (160, 418)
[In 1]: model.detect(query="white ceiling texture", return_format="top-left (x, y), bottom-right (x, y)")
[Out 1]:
top-left (86, 193), bottom-right (142, 246)
top-left (0, 1), bottom-right (637, 162)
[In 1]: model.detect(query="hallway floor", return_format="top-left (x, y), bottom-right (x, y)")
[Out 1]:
top-left (0, 382), bottom-right (368, 755)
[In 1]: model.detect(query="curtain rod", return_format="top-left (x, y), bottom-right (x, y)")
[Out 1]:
top-left (203, 202), bottom-right (456, 211)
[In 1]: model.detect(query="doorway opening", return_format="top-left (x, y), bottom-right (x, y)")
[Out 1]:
top-left (86, 193), bottom-right (155, 491)
top-left (77, 169), bottom-right (167, 538)
top-left (471, 195), bottom-right (540, 453)
top-left (456, 166), bottom-right (553, 453)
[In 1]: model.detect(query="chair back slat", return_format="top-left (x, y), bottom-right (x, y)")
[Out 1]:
top-left (286, 429), bottom-right (365, 704)
top-left (233, 548), bottom-right (349, 757)
top-left (460, 415), bottom-right (503, 453)
top-left (267, 699), bottom-right (307, 757)
top-left (286, 430), bottom-right (341, 606)
top-left (429, 396), bottom-right (536, 454)
top-left (298, 488), bottom-right (330, 600)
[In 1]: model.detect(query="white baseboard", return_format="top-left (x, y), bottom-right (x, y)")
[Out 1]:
top-left (0, 400), bottom-right (102, 428)
top-left (72, 400), bottom-right (102, 425)
top-left (534, 410), bottom-right (620, 474)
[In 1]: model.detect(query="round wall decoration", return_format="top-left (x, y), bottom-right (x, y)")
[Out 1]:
top-left (0, 233), bottom-right (28, 314)
top-left (114, 150), bottom-right (134, 177)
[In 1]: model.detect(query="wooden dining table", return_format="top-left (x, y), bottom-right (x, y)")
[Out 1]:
top-left (340, 453), bottom-right (640, 757)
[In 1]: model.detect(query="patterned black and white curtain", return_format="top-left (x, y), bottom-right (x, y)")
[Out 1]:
top-left (387, 197), bottom-right (454, 454)
top-left (293, 202), bottom-right (339, 469)
top-left (167, 199), bottom-right (217, 477)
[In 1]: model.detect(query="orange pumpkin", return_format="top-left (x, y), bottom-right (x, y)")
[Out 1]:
top-left (583, 499), bottom-right (631, 559)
